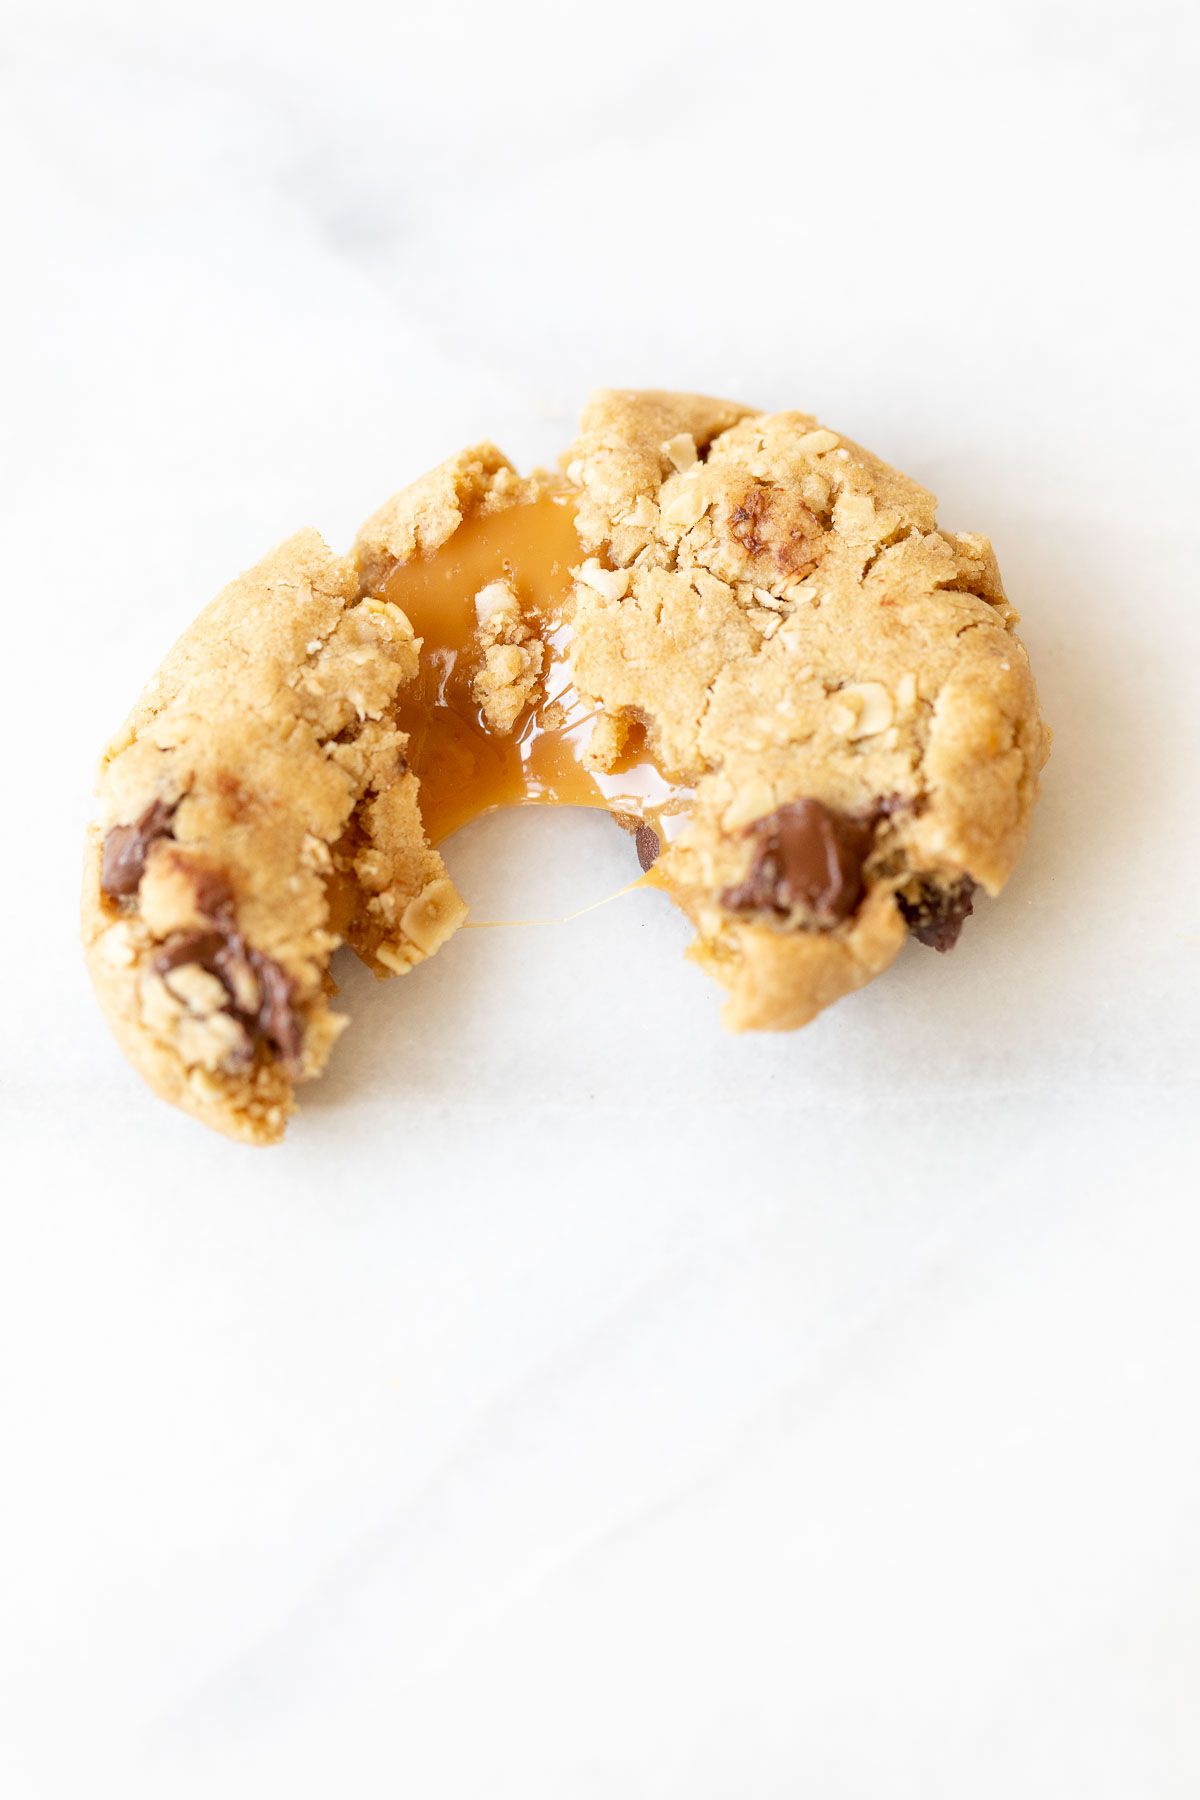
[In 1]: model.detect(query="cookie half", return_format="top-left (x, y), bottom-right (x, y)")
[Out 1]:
top-left (82, 391), bottom-right (1049, 1140)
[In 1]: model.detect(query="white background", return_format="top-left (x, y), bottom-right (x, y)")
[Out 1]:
top-left (2, 0), bottom-right (1198, 1794)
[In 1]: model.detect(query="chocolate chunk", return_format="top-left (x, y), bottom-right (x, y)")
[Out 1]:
top-left (898, 877), bottom-right (976, 952)
top-left (722, 799), bottom-right (875, 924)
top-left (191, 866), bottom-right (236, 921)
top-left (153, 919), bottom-right (304, 1070)
top-left (634, 823), bottom-right (661, 872)
top-left (100, 797), bottom-right (176, 899)
top-left (254, 955), bottom-right (303, 1065)
top-left (153, 930), bottom-right (228, 976)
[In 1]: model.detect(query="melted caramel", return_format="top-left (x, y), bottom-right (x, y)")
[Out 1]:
top-left (377, 494), bottom-right (690, 850)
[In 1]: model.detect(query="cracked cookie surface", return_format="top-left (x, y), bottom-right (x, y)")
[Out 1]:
top-left (565, 391), bottom-right (1049, 1029)
top-left (82, 390), bottom-right (1049, 1141)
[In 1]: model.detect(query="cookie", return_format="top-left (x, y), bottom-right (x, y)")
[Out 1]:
top-left (82, 391), bottom-right (1049, 1141)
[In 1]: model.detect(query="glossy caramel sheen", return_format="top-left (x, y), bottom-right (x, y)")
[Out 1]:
top-left (377, 494), bottom-right (690, 849)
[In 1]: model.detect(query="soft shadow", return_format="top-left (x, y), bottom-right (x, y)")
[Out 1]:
top-left (937, 518), bottom-right (1144, 950)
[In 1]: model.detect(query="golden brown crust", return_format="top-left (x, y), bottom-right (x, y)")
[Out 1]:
top-left (82, 392), bottom-right (1050, 1137)
top-left (689, 888), bottom-right (909, 1033)
top-left (563, 388), bottom-right (1050, 1029)
top-left (81, 831), bottom-right (304, 1144)
top-left (81, 527), bottom-right (451, 1143)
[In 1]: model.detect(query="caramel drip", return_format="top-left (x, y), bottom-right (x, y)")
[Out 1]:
top-left (377, 494), bottom-right (691, 850)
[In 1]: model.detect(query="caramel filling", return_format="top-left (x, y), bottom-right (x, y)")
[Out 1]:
top-left (376, 494), bottom-right (690, 852)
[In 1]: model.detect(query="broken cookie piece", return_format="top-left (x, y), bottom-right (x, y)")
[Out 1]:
top-left (82, 390), bottom-right (1050, 1140)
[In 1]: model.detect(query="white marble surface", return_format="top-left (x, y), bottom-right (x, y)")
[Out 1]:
top-left (3, 1), bottom-right (1199, 1794)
